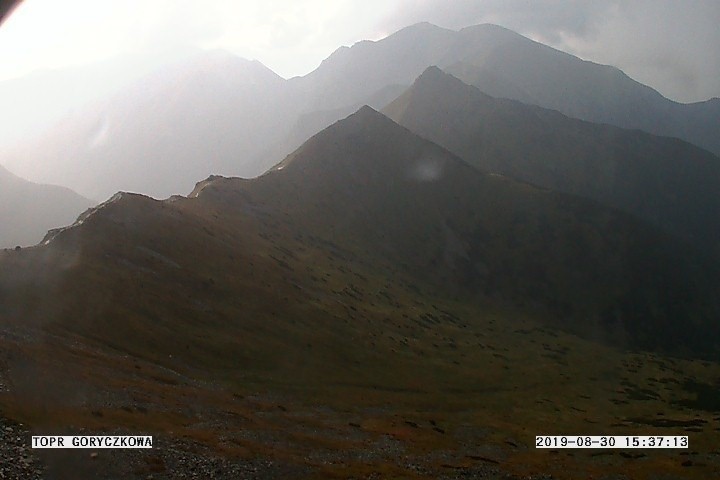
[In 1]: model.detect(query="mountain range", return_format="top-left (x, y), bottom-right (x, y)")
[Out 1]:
top-left (2, 106), bottom-right (720, 477)
top-left (1, 21), bottom-right (719, 478)
top-left (2, 23), bottom-right (717, 201)
top-left (384, 67), bottom-right (720, 257)
top-left (0, 164), bottom-right (93, 248)
top-left (2, 107), bottom-right (718, 371)
top-left (281, 22), bottom-right (720, 157)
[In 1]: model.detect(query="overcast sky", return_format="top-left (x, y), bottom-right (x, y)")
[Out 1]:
top-left (0, 0), bottom-right (718, 103)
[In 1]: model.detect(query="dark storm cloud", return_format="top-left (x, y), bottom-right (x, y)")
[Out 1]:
top-left (379, 0), bottom-right (720, 103)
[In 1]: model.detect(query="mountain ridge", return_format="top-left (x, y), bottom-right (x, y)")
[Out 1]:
top-left (2, 104), bottom-right (720, 478)
top-left (384, 67), bottom-right (720, 257)
top-left (0, 164), bottom-right (94, 248)
top-left (2, 22), bottom-right (717, 202)
top-left (303, 22), bottom-right (719, 154)
top-left (185, 107), bottom-right (720, 356)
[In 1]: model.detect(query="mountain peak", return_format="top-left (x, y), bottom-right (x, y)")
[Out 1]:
top-left (352, 104), bottom-right (380, 118)
top-left (412, 66), bottom-right (486, 95)
top-left (267, 103), bottom-right (471, 185)
top-left (459, 23), bottom-right (517, 35)
top-left (400, 21), bottom-right (443, 32)
top-left (414, 65), bottom-right (452, 84)
top-left (418, 65), bottom-right (443, 77)
top-left (317, 104), bottom-right (398, 136)
top-left (411, 21), bottom-right (438, 28)
top-left (383, 67), bottom-right (492, 122)
top-left (385, 22), bottom-right (454, 43)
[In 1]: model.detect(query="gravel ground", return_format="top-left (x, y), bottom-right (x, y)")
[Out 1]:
top-left (0, 403), bottom-right (700, 480)
top-left (0, 417), bottom-right (44, 480)
top-left (0, 414), bottom-right (312, 480)
top-left (7, 435), bottom-right (312, 480)
top-left (0, 415), bottom-right (556, 480)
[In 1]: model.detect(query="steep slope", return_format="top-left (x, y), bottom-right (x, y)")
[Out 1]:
top-left (201, 107), bottom-right (720, 356)
top-left (2, 108), bottom-right (720, 478)
top-left (288, 22), bottom-right (458, 113)
top-left (0, 164), bottom-right (94, 248)
top-left (247, 83), bottom-right (408, 176)
top-left (1, 50), bottom-right (290, 200)
top-left (384, 67), bottom-right (720, 257)
top-left (295, 23), bottom-right (719, 155)
top-left (2, 107), bottom-right (719, 359)
top-left (446, 25), bottom-right (720, 155)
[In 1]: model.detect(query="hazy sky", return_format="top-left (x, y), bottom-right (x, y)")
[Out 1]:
top-left (0, 0), bottom-right (718, 103)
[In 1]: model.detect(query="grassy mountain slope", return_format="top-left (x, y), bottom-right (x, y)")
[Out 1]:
top-left (4, 106), bottom-right (714, 359)
top-left (1, 108), bottom-right (720, 478)
top-left (384, 67), bottom-right (720, 257)
top-left (0, 164), bottom-right (94, 248)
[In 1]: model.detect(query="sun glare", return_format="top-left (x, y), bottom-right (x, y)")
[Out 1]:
top-left (0, 0), bottom-right (131, 80)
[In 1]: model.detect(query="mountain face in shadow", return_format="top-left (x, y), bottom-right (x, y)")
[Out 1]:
top-left (3, 107), bottom-right (719, 365)
top-left (301, 22), bottom-right (719, 155)
top-left (2, 106), bottom-right (720, 478)
top-left (442, 31), bottom-right (720, 157)
top-left (384, 67), bottom-right (720, 257)
top-left (0, 164), bottom-right (94, 248)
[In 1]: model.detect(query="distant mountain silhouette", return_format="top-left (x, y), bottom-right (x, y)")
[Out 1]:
top-left (2, 50), bottom-right (289, 200)
top-left (0, 164), bottom-right (93, 248)
top-left (3, 22), bottom-right (716, 203)
top-left (300, 22), bottom-right (719, 155)
top-left (384, 67), bottom-right (720, 257)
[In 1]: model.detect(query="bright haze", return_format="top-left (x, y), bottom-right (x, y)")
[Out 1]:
top-left (0, 0), bottom-right (718, 202)
top-left (1, 0), bottom-right (718, 96)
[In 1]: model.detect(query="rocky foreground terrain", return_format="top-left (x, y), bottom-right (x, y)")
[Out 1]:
top-left (0, 413), bottom-right (563, 479)
top-left (2, 409), bottom-right (701, 479)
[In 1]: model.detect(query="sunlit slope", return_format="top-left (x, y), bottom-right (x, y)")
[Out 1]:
top-left (384, 67), bottom-right (720, 257)
top-left (2, 107), bottom-right (717, 379)
top-left (0, 164), bottom-right (94, 248)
